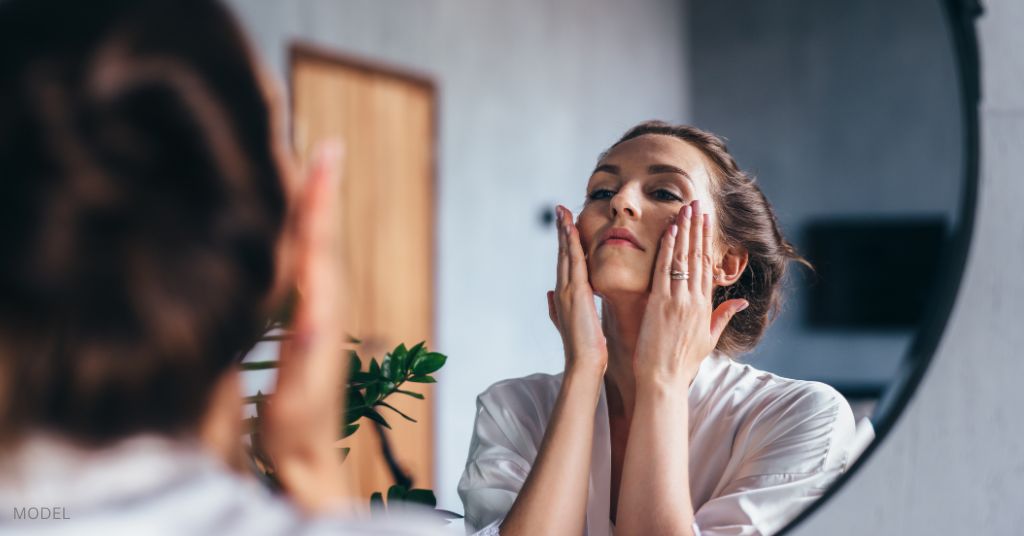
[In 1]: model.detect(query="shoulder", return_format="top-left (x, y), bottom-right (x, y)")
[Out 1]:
top-left (466, 372), bottom-right (564, 455)
top-left (476, 371), bottom-right (564, 414)
top-left (717, 358), bottom-right (851, 416)
top-left (717, 361), bottom-right (857, 473)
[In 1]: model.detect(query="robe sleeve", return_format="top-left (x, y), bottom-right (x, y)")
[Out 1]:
top-left (457, 380), bottom-right (549, 534)
top-left (692, 382), bottom-right (857, 536)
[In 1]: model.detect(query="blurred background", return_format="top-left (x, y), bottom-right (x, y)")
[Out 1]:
top-left (229, 0), bottom-right (963, 515)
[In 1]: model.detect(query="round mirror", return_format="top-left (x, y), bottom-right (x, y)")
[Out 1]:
top-left (228, 0), bottom-right (978, 532)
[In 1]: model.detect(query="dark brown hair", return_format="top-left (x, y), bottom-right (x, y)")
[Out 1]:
top-left (0, 0), bottom-right (285, 446)
top-left (608, 121), bottom-right (810, 356)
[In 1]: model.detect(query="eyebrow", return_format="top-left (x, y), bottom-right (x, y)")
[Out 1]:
top-left (592, 163), bottom-right (693, 184)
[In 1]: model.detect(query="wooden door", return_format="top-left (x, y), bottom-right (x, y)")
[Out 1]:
top-left (290, 45), bottom-right (436, 498)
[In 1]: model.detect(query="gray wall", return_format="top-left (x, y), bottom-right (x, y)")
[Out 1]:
top-left (225, 0), bottom-right (691, 512)
top-left (689, 0), bottom-right (963, 386)
top-left (793, 1), bottom-right (1024, 532)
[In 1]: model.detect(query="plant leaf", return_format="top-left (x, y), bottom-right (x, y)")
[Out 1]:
top-left (393, 344), bottom-right (412, 377)
top-left (370, 492), bottom-right (385, 516)
top-left (395, 389), bottom-right (425, 400)
top-left (407, 375), bottom-right (437, 384)
top-left (391, 344), bottom-right (408, 381)
top-left (406, 341), bottom-right (426, 370)
top-left (361, 407), bottom-right (391, 429)
top-left (365, 382), bottom-right (380, 404)
top-left (409, 343), bottom-right (428, 371)
top-left (348, 352), bottom-right (362, 376)
top-left (412, 352), bottom-right (447, 376)
top-left (404, 489), bottom-right (437, 508)
top-left (387, 484), bottom-right (407, 504)
top-left (341, 423), bottom-right (360, 438)
top-left (239, 360), bottom-right (279, 371)
top-left (347, 389), bottom-right (366, 408)
top-left (349, 371), bottom-right (377, 383)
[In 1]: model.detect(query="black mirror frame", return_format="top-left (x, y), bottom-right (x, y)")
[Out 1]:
top-left (777, 0), bottom-right (984, 533)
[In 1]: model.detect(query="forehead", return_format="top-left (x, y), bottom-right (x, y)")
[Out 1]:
top-left (602, 133), bottom-right (708, 167)
top-left (600, 133), bottom-right (710, 176)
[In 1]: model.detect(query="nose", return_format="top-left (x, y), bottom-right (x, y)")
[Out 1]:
top-left (610, 186), bottom-right (641, 220)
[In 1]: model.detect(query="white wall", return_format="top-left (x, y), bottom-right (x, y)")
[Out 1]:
top-left (688, 0), bottom-right (963, 387)
top-left (225, 0), bottom-right (690, 512)
top-left (792, 0), bottom-right (1024, 533)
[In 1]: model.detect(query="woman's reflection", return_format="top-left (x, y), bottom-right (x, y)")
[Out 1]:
top-left (458, 122), bottom-right (861, 536)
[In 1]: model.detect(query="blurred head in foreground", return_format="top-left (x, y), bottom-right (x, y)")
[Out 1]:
top-left (0, 0), bottom-right (289, 448)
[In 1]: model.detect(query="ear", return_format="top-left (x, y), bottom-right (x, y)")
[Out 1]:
top-left (715, 246), bottom-right (748, 287)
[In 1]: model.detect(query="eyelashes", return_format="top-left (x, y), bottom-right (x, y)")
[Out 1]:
top-left (585, 188), bottom-right (684, 203)
top-left (652, 189), bottom-right (684, 202)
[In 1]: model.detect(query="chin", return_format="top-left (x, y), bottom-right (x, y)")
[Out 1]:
top-left (589, 264), bottom-right (651, 299)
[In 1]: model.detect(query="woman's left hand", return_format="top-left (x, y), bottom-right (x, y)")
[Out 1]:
top-left (633, 199), bottom-right (748, 386)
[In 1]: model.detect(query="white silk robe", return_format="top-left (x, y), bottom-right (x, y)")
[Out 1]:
top-left (458, 352), bottom-right (862, 536)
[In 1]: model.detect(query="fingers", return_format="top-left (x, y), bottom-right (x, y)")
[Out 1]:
top-left (555, 205), bottom-right (588, 289)
top-left (556, 206), bottom-right (569, 291)
top-left (563, 207), bottom-right (588, 285)
top-left (672, 204), bottom-right (691, 294)
top-left (688, 199), bottom-right (703, 292)
top-left (294, 140), bottom-right (344, 334)
top-left (653, 222), bottom-right (677, 296)
top-left (701, 212), bottom-right (714, 295)
top-left (710, 299), bottom-right (749, 345)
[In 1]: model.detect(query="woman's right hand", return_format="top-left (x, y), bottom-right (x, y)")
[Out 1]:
top-left (547, 205), bottom-right (607, 377)
top-left (499, 205), bottom-right (607, 536)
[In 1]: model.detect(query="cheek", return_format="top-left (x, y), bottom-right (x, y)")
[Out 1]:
top-left (644, 207), bottom-right (680, 242)
top-left (576, 213), bottom-right (602, 253)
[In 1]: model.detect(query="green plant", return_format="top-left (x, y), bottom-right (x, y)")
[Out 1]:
top-left (241, 335), bottom-right (461, 522)
top-left (342, 341), bottom-right (445, 443)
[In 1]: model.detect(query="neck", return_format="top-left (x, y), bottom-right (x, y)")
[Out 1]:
top-left (600, 293), bottom-right (646, 423)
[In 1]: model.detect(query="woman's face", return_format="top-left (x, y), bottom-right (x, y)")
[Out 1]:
top-left (578, 134), bottom-right (718, 299)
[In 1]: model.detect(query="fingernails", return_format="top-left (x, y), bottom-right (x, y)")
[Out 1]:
top-left (739, 300), bottom-right (749, 312)
top-left (670, 224), bottom-right (678, 237)
top-left (683, 205), bottom-right (692, 219)
top-left (693, 199), bottom-right (701, 212)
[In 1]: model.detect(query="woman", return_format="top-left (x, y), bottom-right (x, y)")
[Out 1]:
top-left (0, 0), bottom-right (440, 534)
top-left (458, 122), bottom-right (858, 536)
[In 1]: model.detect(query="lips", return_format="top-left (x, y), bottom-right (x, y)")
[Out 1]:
top-left (599, 227), bottom-right (644, 251)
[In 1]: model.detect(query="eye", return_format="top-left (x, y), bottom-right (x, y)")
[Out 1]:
top-left (651, 189), bottom-right (683, 202)
top-left (587, 188), bottom-right (615, 201)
